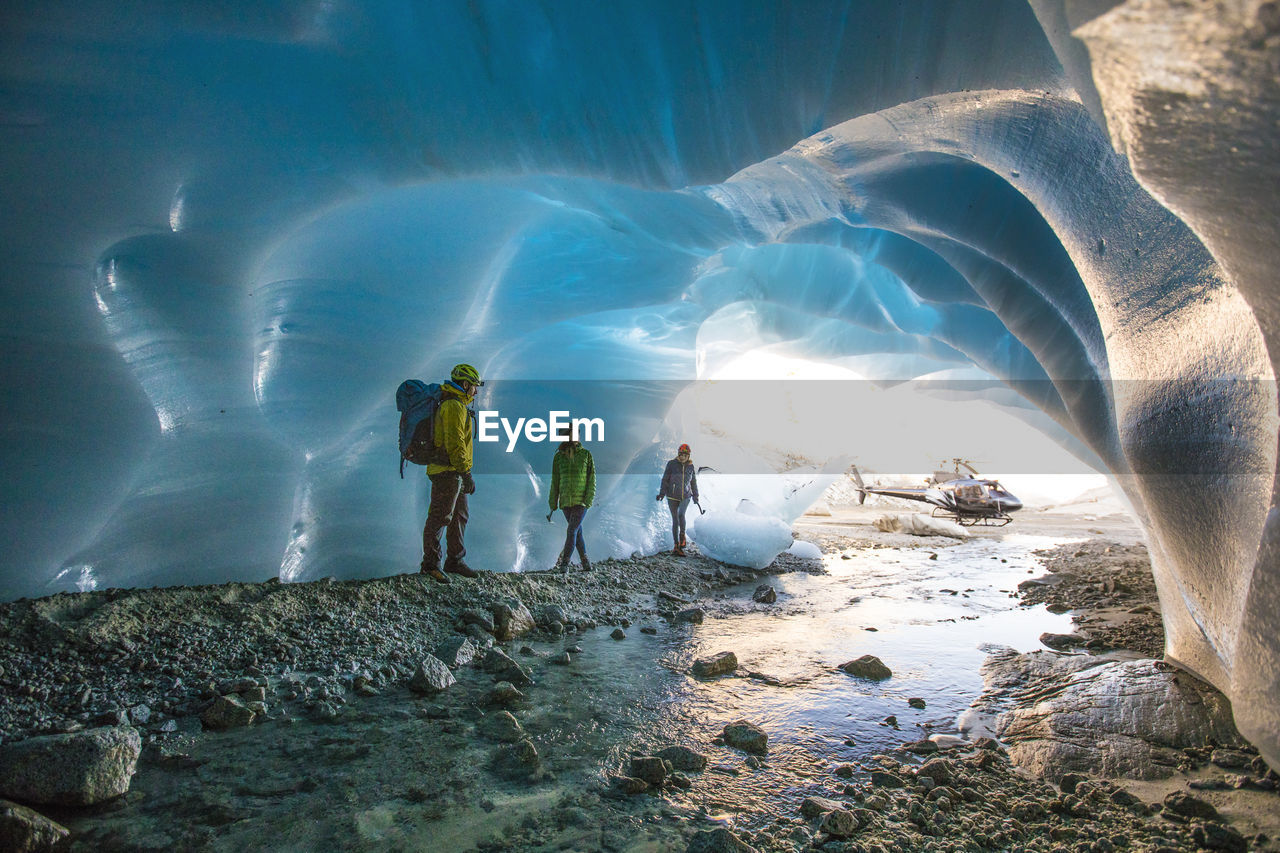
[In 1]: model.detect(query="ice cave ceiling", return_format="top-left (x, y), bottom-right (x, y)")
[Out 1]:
top-left (1, 1), bottom-right (1277, 765)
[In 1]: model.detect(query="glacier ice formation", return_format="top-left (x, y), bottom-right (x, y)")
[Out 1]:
top-left (0, 1), bottom-right (1276, 766)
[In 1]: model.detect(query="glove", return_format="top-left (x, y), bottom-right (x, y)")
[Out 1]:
top-left (460, 472), bottom-right (476, 495)
top-left (655, 493), bottom-right (663, 502)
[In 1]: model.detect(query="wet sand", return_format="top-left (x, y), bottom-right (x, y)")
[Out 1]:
top-left (1, 504), bottom-right (1277, 851)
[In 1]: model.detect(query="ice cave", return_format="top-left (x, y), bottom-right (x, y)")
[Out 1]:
top-left (2, 0), bottom-right (1278, 773)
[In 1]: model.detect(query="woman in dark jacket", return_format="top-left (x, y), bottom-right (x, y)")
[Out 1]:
top-left (656, 443), bottom-right (698, 555)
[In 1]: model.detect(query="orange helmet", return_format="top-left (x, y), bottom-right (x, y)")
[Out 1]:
top-left (678, 443), bottom-right (691, 454)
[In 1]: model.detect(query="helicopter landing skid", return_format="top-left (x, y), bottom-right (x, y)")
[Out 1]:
top-left (931, 508), bottom-right (1013, 527)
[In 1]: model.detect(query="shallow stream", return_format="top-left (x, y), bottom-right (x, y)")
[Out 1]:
top-left (63, 533), bottom-right (1080, 851)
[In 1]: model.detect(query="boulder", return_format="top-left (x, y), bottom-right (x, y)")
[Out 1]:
top-left (434, 636), bottom-right (477, 668)
top-left (0, 799), bottom-right (70, 852)
top-left (610, 628), bottom-right (627, 640)
top-left (994, 656), bottom-right (1246, 782)
top-left (408, 655), bottom-right (456, 695)
top-left (0, 726), bottom-right (141, 806)
top-left (492, 599), bottom-right (536, 641)
top-left (540, 604), bottom-right (568, 626)
top-left (461, 609), bottom-right (496, 634)
top-left (751, 585), bottom-right (777, 604)
top-left (482, 648), bottom-right (534, 686)
top-left (657, 745), bottom-right (709, 771)
top-left (691, 651), bottom-right (738, 678)
top-left (722, 720), bottom-right (768, 755)
top-left (202, 694), bottom-right (257, 730)
top-left (838, 655), bottom-right (892, 680)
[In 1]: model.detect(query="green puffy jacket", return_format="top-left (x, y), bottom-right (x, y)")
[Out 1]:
top-left (549, 444), bottom-right (596, 509)
top-left (426, 384), bottom-right (474, 475)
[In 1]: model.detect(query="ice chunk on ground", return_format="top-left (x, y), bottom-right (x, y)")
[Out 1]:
top-left (694, 513), bottom-right (793, 570)
top-left (787, 540), bottom-right (823, 559)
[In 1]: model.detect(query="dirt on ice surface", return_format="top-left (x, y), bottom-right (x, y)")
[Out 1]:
top-left (1, 504), bottom-right (1277, 851)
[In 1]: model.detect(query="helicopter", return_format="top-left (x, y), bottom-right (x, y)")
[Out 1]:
top-left (849, 459), bottom-right (1022, 526)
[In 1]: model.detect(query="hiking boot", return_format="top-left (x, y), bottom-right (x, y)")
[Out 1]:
top-left (444, 560), bottom-right (478, 578)
top-left (679, 535), bottom-right (687, 548)
top-left (420, 566), bottom-right (450, 584)
top-left (580, 557), bottom-right (592, 572)
top-left (672, 546), bottom-right (686, 557)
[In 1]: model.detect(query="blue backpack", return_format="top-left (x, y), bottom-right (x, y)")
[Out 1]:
top-left (396, 380), bottom-right (445, 478)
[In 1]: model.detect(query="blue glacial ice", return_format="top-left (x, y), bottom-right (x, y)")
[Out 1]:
top-left (1, 0), bottom-right (1277, 765)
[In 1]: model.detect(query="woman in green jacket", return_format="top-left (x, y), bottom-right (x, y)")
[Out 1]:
top-left (548, 440), bottom-right (596, 571)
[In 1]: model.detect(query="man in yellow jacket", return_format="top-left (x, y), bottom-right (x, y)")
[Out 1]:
top-left (421, 363), bottom-right (483, 583)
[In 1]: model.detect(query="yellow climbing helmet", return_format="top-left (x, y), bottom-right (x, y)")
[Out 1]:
top-left (450, 363), bottom-right (483, 387)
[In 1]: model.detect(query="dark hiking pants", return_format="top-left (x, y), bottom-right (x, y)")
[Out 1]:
top-left (423, 472), bottom-right (468, 570)
top-left (667, 497), bottom-right (690, 545)
top-left (558, 504), bottom-right (588, 564)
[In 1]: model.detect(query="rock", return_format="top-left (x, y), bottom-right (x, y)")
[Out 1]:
top-left (903, 739), bottom-right (938, 755)
top-left (1210, 748), bottom-right (1253, 769)
top-left (995, 657), bottom-right (1246, 781)
top-left (540, 604), bottom-right (568, 626)
top-left (494, 738), bottom-right (542, 780)
top-left (838, 655), bottom-right (892, 680)
top-left (820, 808), bottom-right (860, 837)
top-left (0, 726), bottom-right (141, 806)
top-left (492, 599), bottom-right (537, 641)
top-left (669, 772), bottom-right (692, 789)
top-left (675, 607), bottom-right (705, 624)
top-left (434, 636), bottom-right (477, 668)
top-left (640, 626), bottom-right (658, 635)
top-left (408, 655), bottom-right (456, 695)
top-left (1059, 772), bottom-right (1089, 793)
top-left (0, 798), bottom-right (70, 851)
top-left (869, 770), bottom-right (905, 788)
top-left (1039, 632), bottom-right (1086, 651)
top-left (801, 796), bottom-right (846, 818)
top-left (686, 827), bottom-right (757, 853)
top-left (482, 710), bottom-right (524, 743)
top-left (1162, 790), bottom-right (1220, 821)
top-left (918, 758), bottom-right (956, 785)
top-left (608, 774), bottom-right (649, 796)
top-left (629, 756), bottom-right (668, 786)
top-left (485, 682), bottom-right (524, 706)
top-left (907, 697), bottom-right (926, 709)
top-left (128, 703), bottom-right (151, 725)
top-left (549, 651), bottom-right (571, 665)
top-left (751, 585), bottom-right (777, 604)
top-left (482, 649), bottom-right (534, 686)
top-left (833, 763), bottom-right (856, 778)
top-left (722, 720), bottom-right (768, 755)
top-left (202, 694), bottom-right (257, 730)
top-left (657, 745), bottom-right (709, 771)
top-left (658, 590), bottom-right (690, 605)
top-left (461, 609), bottom-right (496, 634)
top-left (547, 620), bottom-right (564, 635)
top-left (610, 628), bottom-right (627, 640)
top-left (691, 651), bottom-right (738, 678)
top-left (1192, 822), bottom-right (1248, 853)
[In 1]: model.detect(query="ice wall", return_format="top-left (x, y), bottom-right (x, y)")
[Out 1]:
top-left (1, 1), bottom-right (1277, 763)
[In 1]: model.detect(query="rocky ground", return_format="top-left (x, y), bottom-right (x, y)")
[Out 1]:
top-left (0, 512), bottom-right (1277, 852)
